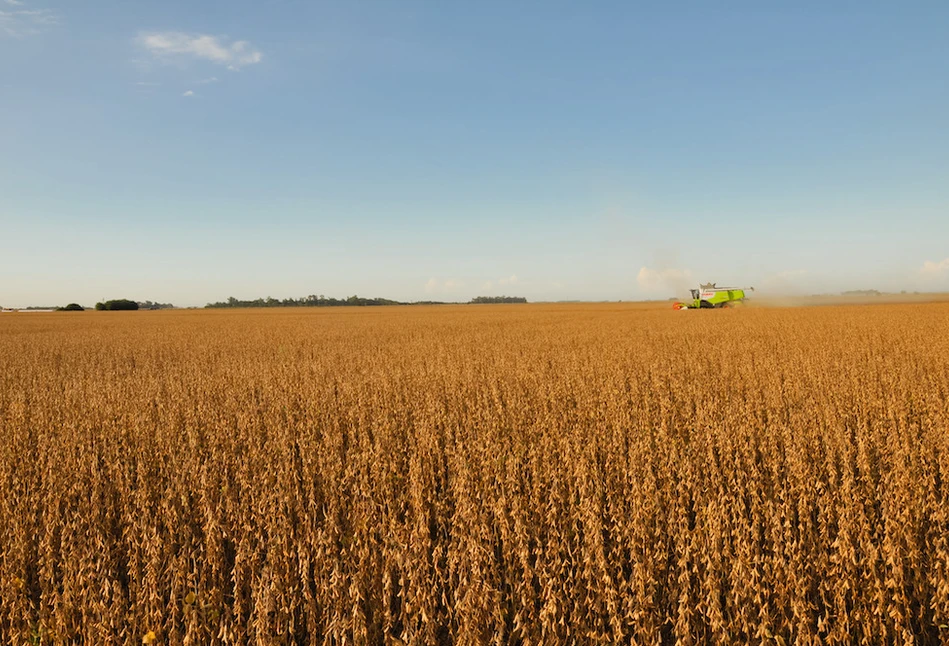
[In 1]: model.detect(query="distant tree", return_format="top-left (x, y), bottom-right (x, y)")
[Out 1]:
top-left (57, 303), bottom-right (84, 311)
top-left (97, 299), bottom-right (139, 311)
top-left (205, 294), bottom-right (405, 308)
top-left (137, 300), bottom-right (176, 310)
top-left (470, 296), bottom-right (528, 304)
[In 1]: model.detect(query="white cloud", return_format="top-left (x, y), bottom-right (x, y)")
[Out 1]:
top-left (196, 76), bottom-right (219, 84)
top-left (135, 81), bottom-right (160, 86)
top-left (138, 32), bottom-right (263, 70)
top-left (498, 274), bottom-right (518, 286)
top-left (1, 3), bottom-right (59, 37)
top-left (637, 267), bottom-right (692, 293)
top-left (182, 90), bottom-right (194, 97)
top-left (921, 258), bottom-right (949, 275)
top-left (480, 281), bottom-right (493, 291)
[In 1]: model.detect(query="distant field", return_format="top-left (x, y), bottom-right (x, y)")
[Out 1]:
top-left (748, 291), bottom-right (949, 308)
top-left (2, 303), bottom-right (949, 644)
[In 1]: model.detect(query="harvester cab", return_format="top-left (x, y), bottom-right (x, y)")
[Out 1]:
top-left (673, 283), bottom-right (754, 310)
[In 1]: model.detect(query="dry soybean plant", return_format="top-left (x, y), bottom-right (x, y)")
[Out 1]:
top-left (1, 302), bottom-right (949, 644)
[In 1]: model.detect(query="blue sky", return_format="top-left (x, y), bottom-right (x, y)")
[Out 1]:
top-left (2, 1), bottom-right (948, 306)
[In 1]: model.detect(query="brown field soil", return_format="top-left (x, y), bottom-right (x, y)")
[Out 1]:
top-left (2, 302), bottom-right (949, 644)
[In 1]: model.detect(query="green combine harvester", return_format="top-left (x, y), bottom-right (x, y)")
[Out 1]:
top-left (673, 283), bottom-right (754, 309)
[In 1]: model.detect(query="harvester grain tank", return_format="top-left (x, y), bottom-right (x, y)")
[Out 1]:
top-left (673, 283), bottom-right (754, 309)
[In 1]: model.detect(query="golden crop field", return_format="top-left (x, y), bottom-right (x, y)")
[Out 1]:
top-left (2, 302), bottom-right (949, 645)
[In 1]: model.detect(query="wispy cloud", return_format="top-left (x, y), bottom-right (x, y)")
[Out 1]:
top-left (182, 90), bottom-right (194, 97)
top-left (135, 81), bottom-right (160, 87)
top-left (195, 76), bottom-right (219, 85)
top-left (921, 258), bottom-right (949, 275)
top-left (137, 32), bottom-right (263, 70)
top-left (1, 1), bottom-right (59, 37)
top-left (424, 278), bottom-right (463, 295)
top-left (498, 274), bottom-right (518, 286)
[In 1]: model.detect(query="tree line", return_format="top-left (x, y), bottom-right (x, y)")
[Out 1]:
top-left (206, 295), bottom-right (529, 308)
top-left (7, 295), bottom-right (529, 312)
top-left (206, 295), bottom-right (403, 308)
top-left (470, 296), bottom-right (528, 304)
top-left (95, 299), bottom-right (139, 311)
